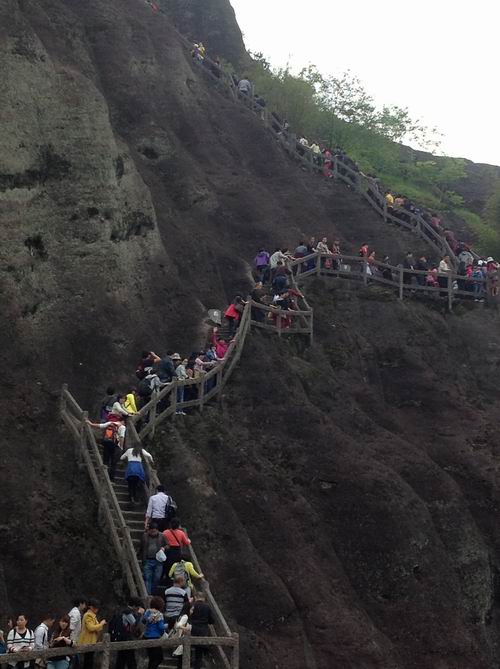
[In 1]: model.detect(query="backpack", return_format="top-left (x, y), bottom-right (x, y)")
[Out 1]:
top-left (108, 612), bottom-right (135, 643)
top-left (173, 560), bottom-right (190, 586)
top-left (102, 422), bottom-right (119, 445)
top-left (108, 614), bottom-right (126, 643)
top-left (138, 377), bottom-right (153, 398)
top-left (164, 495), bottom-right (178, 521)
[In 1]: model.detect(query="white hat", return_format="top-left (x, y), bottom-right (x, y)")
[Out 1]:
top-left (171, 353), bottom-right (181, 361)
top-left (487, 257), bottom-right (494, 262)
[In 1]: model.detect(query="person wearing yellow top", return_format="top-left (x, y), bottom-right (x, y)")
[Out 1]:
top-left (385, 191), bottom-right (394, 207)
top-left (124, 392), bottom-right (138, 414)
top-left (78, 600), bottom-right (106, 669)
top-left (168, 560), bottom-right (204, 598)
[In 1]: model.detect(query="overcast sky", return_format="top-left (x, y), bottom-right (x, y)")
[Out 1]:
top-left (230, 0), bottom-right (499, 166)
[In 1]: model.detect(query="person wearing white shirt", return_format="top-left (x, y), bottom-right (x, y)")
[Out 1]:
top-left (145, 485), bottom-right (172, 531)
top-left (110, 395), bottom-right (134, 418)
top-left (68, 597), bottom-right (87, 646)
top-left (120, 446), bottom-right (153, 504)
top-left (269, 249), bottom-right (288, 269)
top-left (34, 616), bottom-right (55, 650)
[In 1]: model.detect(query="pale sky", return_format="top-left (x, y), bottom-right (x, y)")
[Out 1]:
top-left (230, 0), bottom-right (499, 167)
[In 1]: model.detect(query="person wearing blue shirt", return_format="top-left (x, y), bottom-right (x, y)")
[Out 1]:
top-left (142, 599), bottom-right (165, 669)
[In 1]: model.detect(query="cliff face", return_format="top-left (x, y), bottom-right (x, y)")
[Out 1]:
top-left (163, 0), bottom-right (249, 67)
top-left (3, 1), bottom-right (500, 667)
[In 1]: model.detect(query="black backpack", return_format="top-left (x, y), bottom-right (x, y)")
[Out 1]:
top-left (164, 495), bottom-right (178, 521)
top-left (108, 613), bottom-right (127, 642)
top-left (138, 377), bottom-right (153, 398)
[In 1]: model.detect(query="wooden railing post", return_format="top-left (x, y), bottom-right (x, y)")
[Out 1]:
top-left (198, 376), bottom-right (205, 412)
top-left (399, 268), bottom-right (404, 300)
top-left (231, 633), bottom-right (240, 669)
top-left (60, 383), bottom-right (68, 414)
top-left (101, 634), bottom-right (111, 669)
top-left (181, 636), bottom-right (191, 669)
top-left (171, 379), bottom-right (178, 417)
top-left (447, 273), bottom-right (453, 311)
top-left (355, 172), bottom-right (362, 192)
top-left (316, 254), bottom-right (321, 275)
top-left (363, 259), bottom-right (368, 285)
top-left (276, 311), bottom-right (282, 337)
top-left (79, 411), bottom-right (88, 466)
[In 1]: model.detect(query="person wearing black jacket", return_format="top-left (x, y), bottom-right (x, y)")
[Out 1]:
top-left (111, 597), bottom-right (144, 669)
top-left (190, 593), bottom-right (214, 669)
top-left (416, 255), bottom-right (428, 286)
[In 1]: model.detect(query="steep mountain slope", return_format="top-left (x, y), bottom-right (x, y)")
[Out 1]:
top-left (2, 1), bottom-right (500, 667)
top-left (154, 284), bottom-right (500, 669)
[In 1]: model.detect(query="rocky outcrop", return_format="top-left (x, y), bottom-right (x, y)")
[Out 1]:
top-left (3, 1), bottom-right (500, 667)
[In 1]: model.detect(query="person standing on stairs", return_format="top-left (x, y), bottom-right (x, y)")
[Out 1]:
top-left (99, 387), bottom-right (117, 420)
top-left (120, 443), bottom-right (153, 504)
top-left (162, 518), bottom-right (191, 582)
top-left (68, 598), bottom-right (86, 668)
top-left (86, 420), bottom-right (125, 482)
top-left (190, 592), bottom-right (215, 669)
top-left (168, 560), bottom-right (204, 599)
top-left (78, 600), bottom-right (106, 669)
top-left (141, 523), bottom-right (168, 595)
top-left (109, 395), bottom-right (135, 421)
top-left (141, 598), bottom-right (165, 669)
top-left (253, 248), bottom-right (270, 283)
top-left (145, 485), bottom-right (174, 532)
top-left (109, 596), bottom-right (144, 669)
top-left (164, 576), bottom-right (189, 631)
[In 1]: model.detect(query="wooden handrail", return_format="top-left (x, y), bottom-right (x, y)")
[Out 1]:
top-left (60, 391), bottom-right (148, 599)
top-left (0, 633), bottom-right (238, 665)
top-left (185, 47), bottom-right (466, 268)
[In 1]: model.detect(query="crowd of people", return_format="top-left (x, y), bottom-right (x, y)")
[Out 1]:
top-left (252, 237), bottom-right (500, 303)
top-left (0, 588), bottom-right (213, 669)
top-left (187, 37), bottom-right (491, 274)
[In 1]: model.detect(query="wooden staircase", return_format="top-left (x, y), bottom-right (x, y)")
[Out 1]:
top-left (60, 388), bottom-right (237, 668)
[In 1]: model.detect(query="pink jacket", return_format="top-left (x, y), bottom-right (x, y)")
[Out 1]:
top-left (212, 334), bottom-right (229, 359)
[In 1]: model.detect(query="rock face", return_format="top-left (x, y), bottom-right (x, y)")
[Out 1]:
top-left (3, 1), bottom-right (500, 667)
top-left (163, 0), bottom-right (250, 67)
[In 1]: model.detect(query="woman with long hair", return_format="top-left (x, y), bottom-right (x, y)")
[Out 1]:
top-left (47, 616), bottom-right (73, 669)
top-left (120, 439), bottom-right (153, 504)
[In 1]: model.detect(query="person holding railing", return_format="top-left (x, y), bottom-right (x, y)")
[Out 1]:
top-left (7, 615), bottom-right (34, 669)
top-left (211, 328), bottom-right (229, 358)
top-left (224, 296), bottom-right (246, 337)
top-left (120, 444), bottom-right (153, 505)
top-left (86, 419), bottom-right (126, 482)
